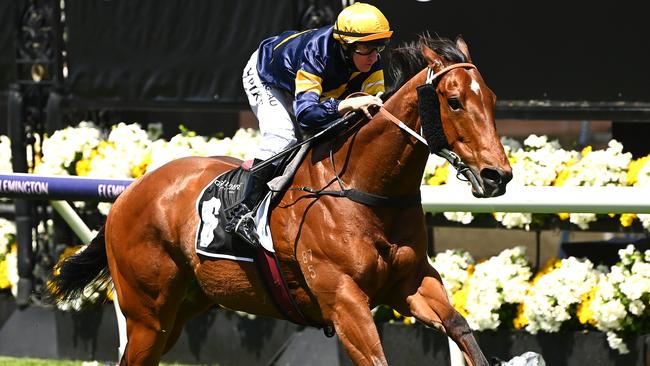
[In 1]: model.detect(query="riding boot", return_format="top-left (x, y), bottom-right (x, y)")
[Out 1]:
top-left (225, 159), bottom-right (278, 246)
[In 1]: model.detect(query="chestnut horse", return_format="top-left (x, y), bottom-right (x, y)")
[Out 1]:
top-left (49, 35), bottom-right (511, 366)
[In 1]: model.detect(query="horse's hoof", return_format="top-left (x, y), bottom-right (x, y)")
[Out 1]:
top-left (323, 325), bottom-right (336, 337)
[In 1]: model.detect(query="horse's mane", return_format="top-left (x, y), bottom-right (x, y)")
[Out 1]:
top-left (383, 33), bottom-right (468, 100)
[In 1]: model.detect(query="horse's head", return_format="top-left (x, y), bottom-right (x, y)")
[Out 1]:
top-left (417, 36), bottom-right (512, 197)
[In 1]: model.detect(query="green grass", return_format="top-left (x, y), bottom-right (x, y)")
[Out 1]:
top-left (0, 357), bottom-right (206, 366)
top-left (0, 358), bottom-right (84, 366)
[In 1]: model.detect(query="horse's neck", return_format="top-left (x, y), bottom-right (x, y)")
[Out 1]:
top-left (341, 70), bottom-right (429, 196)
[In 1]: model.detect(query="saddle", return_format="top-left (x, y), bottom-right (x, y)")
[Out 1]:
top-left (195, 151), bottom-right (313, 326)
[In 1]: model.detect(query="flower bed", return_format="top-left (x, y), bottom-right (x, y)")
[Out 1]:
top-left (380, 245), bottom-right (650, 354)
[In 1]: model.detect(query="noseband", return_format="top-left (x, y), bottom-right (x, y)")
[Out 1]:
top-left (419, 62), bottom-right (484, 195)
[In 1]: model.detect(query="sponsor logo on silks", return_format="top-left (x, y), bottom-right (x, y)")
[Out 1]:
top-left (0, 179), bottom-right (49, 195)
top-left (213, 179), bottom-right (242, 191)
top-left (97, 184), bottom-right (128, 198)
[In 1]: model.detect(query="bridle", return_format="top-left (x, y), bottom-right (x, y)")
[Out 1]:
top-left (380, 62), bottom-right (485, 196)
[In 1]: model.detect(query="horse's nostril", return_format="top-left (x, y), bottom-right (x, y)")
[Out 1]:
top-left (480, 168), bottom-right (503, 184)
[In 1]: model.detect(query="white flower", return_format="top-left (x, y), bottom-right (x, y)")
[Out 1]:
top-left (638, 214), bottom-right (650, 231)
top-left (635, 157), bottom-right (650, 187)
top-left (523, 134), bottom-right (549, 149)
top-left (443, 211), bottom-right (474, 225)
top-left (568, 213), bottom-right (597, 230)
top-left (494, 212), bottom-right (532, 230)
top-left (0, 218), bottom-right (16, 255)
top-left (226, 128), bottom-right (261, 160)
top-left (35, 121), bottom-right (102, 175)
top-left (143, 128), bottom-right (259, 173)
top-left (431, 249), bottom-right (474, 297)
top-left (97, 202), bottom-right (113, 216)
top-left (524, 257), bottom-right (598, 333)
top-left (508, 134), bottom-right (577, 187)
top-left (0, 135), bottom-right (12, 173)
top-left (463, 246), bottom-right (532, 330)
top-left (590, 245), bottom-right (650, 354)
top-left (628, 299), bottom-right (645, 315)
top-left (561, 139), bottom-right (632, 187)
top-left (606, 332), bottom-right (629, 354)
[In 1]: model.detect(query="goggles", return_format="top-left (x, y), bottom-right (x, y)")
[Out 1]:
top-left (352, 40), bottom-right (389, 56)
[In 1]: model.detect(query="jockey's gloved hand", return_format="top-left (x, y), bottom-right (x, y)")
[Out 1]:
top-left (338, 95), bottom-right (383, 119)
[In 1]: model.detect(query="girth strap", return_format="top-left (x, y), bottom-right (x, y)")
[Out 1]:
top-left (255, 245), bottom-right (311, 326)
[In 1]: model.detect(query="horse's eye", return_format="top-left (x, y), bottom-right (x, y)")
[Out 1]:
top-left (448, 97), bottom-right (462, 111)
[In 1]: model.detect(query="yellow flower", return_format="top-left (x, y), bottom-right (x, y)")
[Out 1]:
top-left (558, 212), bottom-right (570, 220)
top-left (581, 145), bottom-right (592, 157)
top-left (513, 303), bottom-right (528, 329)
top-left (0, 244), bottom-right (16, 290)
top-left (576, 286), bottom-right (597, 326)
top-left (0, 258), bottom-right (9, 289)
top-left (75, 158), bottom-right (92, 176)
top-left (426, 164), bottom-right (449, 186)
top-left (553, 157), bottom-right (578, 186)
top-left (619, 213), bottom-right (637, 227)
top-left (626, 155), bottom-right (650, 186)
top-left (132, 151), bottom-right (152, 178)
top-left (451, 279), bottom-right (471, 317)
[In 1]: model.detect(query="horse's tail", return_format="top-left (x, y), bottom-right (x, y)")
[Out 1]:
top-left (47, 225), bottom-right (111, 303)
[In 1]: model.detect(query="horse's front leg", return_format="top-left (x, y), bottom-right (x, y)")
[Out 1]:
top-left (319, 275), bottom-right (388, 366)
top-left (390, 261), bottom-right (489, 366)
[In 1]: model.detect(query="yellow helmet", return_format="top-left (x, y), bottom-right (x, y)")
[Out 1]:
top-left (333, 3), bottom-right (393, 44)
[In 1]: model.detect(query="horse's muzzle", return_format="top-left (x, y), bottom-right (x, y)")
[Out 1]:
top-left (475, 167), bottom-right (512, 198)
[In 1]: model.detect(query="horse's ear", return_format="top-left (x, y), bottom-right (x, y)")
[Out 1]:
top-left (420, 44), bottom-right (445, 73)
top-left (455, 35), bottom-right (473, 63)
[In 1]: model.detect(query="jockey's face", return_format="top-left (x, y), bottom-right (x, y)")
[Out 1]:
top-left (351, 46), bottom-right (379, 72)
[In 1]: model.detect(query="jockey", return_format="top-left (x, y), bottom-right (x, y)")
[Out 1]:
top-left (228, 2), bottom-right (393, 245)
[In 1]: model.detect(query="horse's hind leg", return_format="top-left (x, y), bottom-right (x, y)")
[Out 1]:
top-left (109, 243), bottom-right (188, 365)
top-left (390, 262), bottom-right (488, 366)
top-left (162, 287), bottom-right (213, 355)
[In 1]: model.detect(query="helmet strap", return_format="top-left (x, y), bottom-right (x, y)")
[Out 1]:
top-left (339, 44), bottom-right (359, 72)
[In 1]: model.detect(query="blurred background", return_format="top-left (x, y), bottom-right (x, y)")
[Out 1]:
top-left (1, 1), bottom-right (649, 364)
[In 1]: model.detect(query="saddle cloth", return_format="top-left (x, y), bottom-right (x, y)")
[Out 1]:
top-left (194, 145), bottom-right (309, 260)
top-left (195, 167), bottom-right (275, 261)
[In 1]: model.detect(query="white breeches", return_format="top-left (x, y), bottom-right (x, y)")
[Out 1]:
top-left (242, 51), bottom-right (297, 160)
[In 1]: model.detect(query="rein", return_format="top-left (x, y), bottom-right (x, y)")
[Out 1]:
top-left (288, 62), bottom-right (482, 206)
